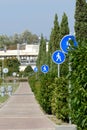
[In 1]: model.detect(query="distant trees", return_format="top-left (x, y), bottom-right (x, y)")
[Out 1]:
top-left (21, 30), bottom-right (38, 44)
top-left (0, 30), bottom-right (39, 50)
top-left (0, 58), bottom-right (20, 77)
top-left (0, 35), bottom-right (12, 49)
top-left (4, 58), bottom-right (20, 76)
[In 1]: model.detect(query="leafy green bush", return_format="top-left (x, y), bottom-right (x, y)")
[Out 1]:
top-left (38, 72), bottom-right (56, 114)
top-left (68, 42), bottom-right (87, 130)
top-left (29, 72), bottom-right (69, 122)
top-left (24, 65), bottom-right (34, 77)
top-left (28, 75), bottom-right (36, 92)
top-left (51, 77), bottom-right (69, 122)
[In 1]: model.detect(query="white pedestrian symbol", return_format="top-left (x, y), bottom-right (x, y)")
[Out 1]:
top-left (66, 41), bottom-right (71, 49)
top-left (35, 68), bottom-right (37, 72)
top-left (56, 52), bottom-right (61, 61)
top-left (43, 66), bottom-right (46, 71)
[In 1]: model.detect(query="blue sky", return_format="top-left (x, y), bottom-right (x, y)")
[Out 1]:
top-left (0, 0), bottom-right (76, 39)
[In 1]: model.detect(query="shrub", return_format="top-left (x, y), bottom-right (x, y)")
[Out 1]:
top-left (38, 72), bottom-right (55, 114)
top-left (51, 77), bottom-right (69, 122)
top-left (68, 42), bottom-right (87, 130)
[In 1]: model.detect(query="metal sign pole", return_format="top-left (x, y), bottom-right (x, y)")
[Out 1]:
top-left (68, 61), bottom-right (72, 124)
top-left (2, 58), bottom-right (4, 84)
top-left (58, 64), bottom-right (60, 77)
top-left (59, 34), bottom-right (78, 124)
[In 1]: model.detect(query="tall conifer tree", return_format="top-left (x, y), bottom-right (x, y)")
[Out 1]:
top-left (52, 14), bottom-right (60, 52)
top-left (47, 28), bottom-right (54, 68)
top-left (36, 34), bottom-right (46, 72)
top-left (60, 12), bottom-right (70, 39)
top-left (48, 14), bottom-right (60, 74)
top-left (60, 12), bottom-right (70, 77)
top-left (75, 0), bottom-right (87, 43)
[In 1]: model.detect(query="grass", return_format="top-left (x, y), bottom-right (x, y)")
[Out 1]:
top-left (0, 94), bottom-right (9, 103)
top-left (0, 81), bottom-right (19, 104)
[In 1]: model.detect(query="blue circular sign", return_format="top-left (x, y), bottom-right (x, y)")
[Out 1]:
top-left (52, 50), bottom-right (65, 64)
top-left (3, 68), bottom-right (9, 73)
top-left (60, 34), bottom-right (78, 54)
top-left (41, 64), bottom-right (49, 73)
top-left (34, 67), bottom-right (38, 72)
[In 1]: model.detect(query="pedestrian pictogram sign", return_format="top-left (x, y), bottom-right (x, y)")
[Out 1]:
top-left (52, 50), bottom-right (65, 64)
top-left (41, 64), bottom-right (49, 73)
top-left (60, 34), bottom-right (78, 54)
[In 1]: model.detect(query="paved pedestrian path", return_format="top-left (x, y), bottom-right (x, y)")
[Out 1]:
top-left (0, 82), bottom-right (55, 130)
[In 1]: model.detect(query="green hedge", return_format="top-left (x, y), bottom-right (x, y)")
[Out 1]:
top-left (68, 42), bottom-right (87, 130)
top-left (29, 73), bottom-right (69, 123)
top-left (39, 74), bottom-right (54, 114)
top-left (51, 77), bottom-right (69, 122)
top-left (28, 75), bottom-right (36, 92)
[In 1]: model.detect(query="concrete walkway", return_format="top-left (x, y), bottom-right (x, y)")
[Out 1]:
top-left (0, 82), bottom-right (55, 130)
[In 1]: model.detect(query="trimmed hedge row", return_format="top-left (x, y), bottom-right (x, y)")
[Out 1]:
top-left (29, 73), bottom-right (69, 123)
top-left (29, 42), bottom-right (87, 130)
top-left (68, 43), bottom-right (87, 130)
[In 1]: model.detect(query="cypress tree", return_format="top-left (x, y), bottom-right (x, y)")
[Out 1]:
top-left (47, 14), bottom-right (60, 74)
top-left (60, 12), bottom-right (70, 77)
top-left (74, 0), bottom-right (87, 43)
top-left (52, 13), bottom-right (60, 52)
top-left (47, 28), bottom-right (54, 68)
top-left (60, 12), bottom-right (70, 39)
top-left (36, 34), bottom-right (46, 72)
top-left (48, 14), bottom-right (60, 55)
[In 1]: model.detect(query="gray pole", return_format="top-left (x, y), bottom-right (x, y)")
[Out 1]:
top-left (58, 64), bottom-right (60, 77)
top-left (68, 61), bottom-right (72, 124)
top-left (2, 58), bottom-right (4, 84)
